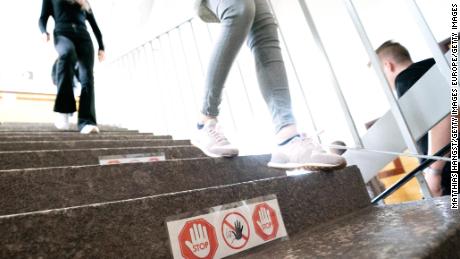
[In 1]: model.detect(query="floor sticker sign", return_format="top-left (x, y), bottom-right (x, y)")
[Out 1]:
top-left (253, 203), bottom-right (279, 241)
top-left (98, 152), bottom-right (165, 165)
top-left (167, 196), bottom-right (287, 258)
top-left (222, 212), bottom-right (250, 249)
top-left (179, 219), bottom-right (218, 259)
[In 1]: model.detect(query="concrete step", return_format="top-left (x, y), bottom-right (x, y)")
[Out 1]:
top-left (0, 131), bottom-right (145, 136)
top-left (0, 145), bottom-right (204, 170)
top-left (0, 129), bottom-right (140, 134)
top-left (0, 155), bottom-right (287, 215)
top-left (242, 196), bottom-right (460, 259)
top-left (0, 166), bottom-right (369, 258)
top-left (0, 123), bottom-right (130, 132)
top-left (0, 139), bottom-right (190, 151)
top-left (0, 134), bottom-right (172, 142)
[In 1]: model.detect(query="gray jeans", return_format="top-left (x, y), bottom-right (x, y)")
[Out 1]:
top-left (202, 0), bottom-right (296, 133)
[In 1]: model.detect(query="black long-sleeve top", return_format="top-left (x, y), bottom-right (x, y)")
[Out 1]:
top-left (39, 0), bottom-right (104, 51)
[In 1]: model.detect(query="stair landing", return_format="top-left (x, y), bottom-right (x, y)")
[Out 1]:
top-left (242, 196), bottom-right (459, 259)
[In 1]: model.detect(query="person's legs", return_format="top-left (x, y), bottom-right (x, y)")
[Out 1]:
top-left (247, 0), bottom-right (295, 136)
top-left (201, 0), bottom-right (255, 118)
top-left (53, 35), bottom-right (78, 130)
top-left (51, 59), bottom-right (58, 86)
top-left (247, 0), bottom-right (346, 170)
top-left (74, 38), bottom-right (98, 132)
top-left (54, 35), bottom-right (78, 114)
top-left (193, 0), bottom-right (256, 157)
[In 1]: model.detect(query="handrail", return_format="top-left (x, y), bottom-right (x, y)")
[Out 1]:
top-left (298, 0), bottom-right (363, 148)
top-left (327, 144), bottom-right (451, 162)
top-left (371, 143), bottom-right (451, 204)
top-left (110, 18), bottom-right (194, 63)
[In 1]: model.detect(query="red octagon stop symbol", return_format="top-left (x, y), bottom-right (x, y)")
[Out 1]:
top-left (179, 218), bottom-right (218, 259)
top-left (252, 203), bottom-right (279, 241)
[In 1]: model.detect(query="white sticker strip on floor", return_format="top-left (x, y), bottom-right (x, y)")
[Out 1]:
top-left (166, 196), bottom-right (288, 259)
top-left (98, 152), bottom-right (166, 165)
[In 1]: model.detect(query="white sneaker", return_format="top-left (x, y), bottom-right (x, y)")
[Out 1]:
top-left (80, 125), bottom-right (100, 134)
top-left (55, 113), bottom-right (71, 130)
top-left (268, 135), bottom-right (346, 171)
top-left (191, 119), bottom-right (239, 157)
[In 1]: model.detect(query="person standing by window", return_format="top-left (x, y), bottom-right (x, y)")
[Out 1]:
top-left (376, 40), bottom-right (451, 196)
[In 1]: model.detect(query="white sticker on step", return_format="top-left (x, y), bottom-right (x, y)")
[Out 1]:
top-left (286, 169), bottom-right (313, 176)
top-left (98, 152), bottom-right (165, 165)
top-left (166, 195), bottom-right (288, 259)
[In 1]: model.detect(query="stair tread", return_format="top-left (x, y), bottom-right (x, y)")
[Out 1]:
top-left (0, 139), bottom-right (191, 151)
top-left (0, 123), bottom-right (131, 132)
top-left (0, 131), bottom-right (144, 135)
top-left (0, 145), bottom-right (204, 170)
top-left (0, 134), bottom-right (172, 141)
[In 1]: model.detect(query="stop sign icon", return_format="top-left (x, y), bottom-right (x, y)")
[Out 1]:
top-left (178, 218), bottom-right (219, 259)
top-left (252, 203), bottom-right (279, 241)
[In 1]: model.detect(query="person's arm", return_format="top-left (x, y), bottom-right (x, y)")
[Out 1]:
top-left (39, 0), bottom-right (52, 41)
top-left (86, 11), bottom-right (104, 50)
top-left (424, 115), bottom-right (451, 196)
top-left (86, 9), bottom-right (105, 61)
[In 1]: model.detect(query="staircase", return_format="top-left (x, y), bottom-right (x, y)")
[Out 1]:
top-left (0, 123), bottom-right (458, 258)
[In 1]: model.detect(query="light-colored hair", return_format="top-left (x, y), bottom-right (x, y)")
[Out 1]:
top-left (67, 0), bottom-right (91, 12)
top-left (376, 40), bottom-right (412, 65)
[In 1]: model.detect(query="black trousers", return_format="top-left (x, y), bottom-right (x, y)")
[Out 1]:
top-left (53, 30), bottom-right (96, 129)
